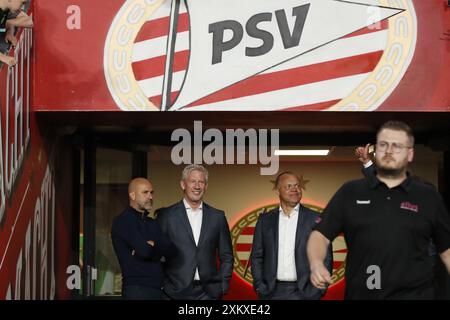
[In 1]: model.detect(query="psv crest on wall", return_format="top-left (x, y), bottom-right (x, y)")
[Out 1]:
top-left (104, 0), bottom-right (417, 111)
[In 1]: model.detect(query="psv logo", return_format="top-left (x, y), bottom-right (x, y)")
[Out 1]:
top-left (104, 0), bottom-right (417, 111)
top-left (209, 4), bottom-right (311, 65)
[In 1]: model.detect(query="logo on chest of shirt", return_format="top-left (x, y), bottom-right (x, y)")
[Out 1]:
top-left (400, 201), bottom-right (419, 213)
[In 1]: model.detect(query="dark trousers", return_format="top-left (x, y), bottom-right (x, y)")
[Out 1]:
top-left (263, 281), bottom-right (302, 300)
top-left (122, 285), bottom-right (162, 300)
top-left (190, 281), bottom-right (216, 300)
top-left (163, 281), bottom-right (216, 300)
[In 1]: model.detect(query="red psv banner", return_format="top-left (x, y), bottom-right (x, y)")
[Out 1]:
top-left (105, 0), bottom-right (416, 111)
top-left (34, 0), bottom-right (449, 111)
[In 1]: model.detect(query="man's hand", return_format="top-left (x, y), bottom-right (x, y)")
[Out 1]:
top-left (440, 248), bottom-right (450, 275)
top-left (131, 241), bottom-right (154, 256)
top-left (0, 54), bottom-right (16, 67)
top-left (355, 143), bottom-right (372, 165)
top-left (6, 12), bottom-right (34, 28)
top-left (310, 263), bottom-right (332, 289)
top-left (5, 33), bottom-right (17, 48)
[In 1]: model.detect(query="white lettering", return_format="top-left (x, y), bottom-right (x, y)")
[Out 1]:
top-left (171, 121), bottom-right (279, 175)
top-left (14, 249), bottom-right (22, 299)
top-left (66, 265), bottom-right (81, 290)
top-left (66, 5), bottom-right (81, 30)
top-left (24, 223), bottom-right (31, 299)
top-left (366, 265), bottom-right (381, 290)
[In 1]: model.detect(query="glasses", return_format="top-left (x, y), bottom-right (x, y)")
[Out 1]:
top-left (283, 183), bottom-right (301, 191)
top-left (376, 141), bottom-right (413, 154)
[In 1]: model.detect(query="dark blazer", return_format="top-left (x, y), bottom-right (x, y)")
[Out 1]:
top-left (362, 163), bottom-right (376, 178)
top-left (155, 201), bottom-right (233, 299)
top-left (251, 204), bottom-right (333, 300)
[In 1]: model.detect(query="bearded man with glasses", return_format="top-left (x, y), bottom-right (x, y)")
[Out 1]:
top-left (307, 121), bottom-right (450, 299)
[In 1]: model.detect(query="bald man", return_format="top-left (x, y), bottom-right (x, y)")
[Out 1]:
top-left (111, 178), bottom-right (175, 299)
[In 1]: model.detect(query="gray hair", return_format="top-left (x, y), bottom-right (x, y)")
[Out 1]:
top-left (181, 164), bottom-right (209, 182)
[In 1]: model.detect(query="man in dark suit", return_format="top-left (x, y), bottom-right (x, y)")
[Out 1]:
top-left (251, 171), bottom-right (333, 300)
top-left (155, 164), bottom-right (233, 300)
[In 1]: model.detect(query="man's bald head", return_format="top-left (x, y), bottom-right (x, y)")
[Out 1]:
top-left (128, 178), bottom-right (154, 213)
top-left (128, 177), bottom-right (150, 194)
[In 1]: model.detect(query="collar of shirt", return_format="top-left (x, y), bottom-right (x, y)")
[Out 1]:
top-left (279, 203), bottom-right (300, 218)
top-left (183, 198), bottom-right (203, 212)
top-left (367, 170), bottom-right (413, 192)
top-left (128, 206), bottom-right (148, 218)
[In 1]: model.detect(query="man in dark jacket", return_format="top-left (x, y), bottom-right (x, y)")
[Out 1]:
top-left (111, 178), bottom-right (175, 299)
top-left (155, 164), bottom-right (233, 300)
top-left (251, 171), bottom-right (333, 300)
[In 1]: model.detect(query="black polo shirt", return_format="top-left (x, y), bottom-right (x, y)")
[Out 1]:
top-left (315, 174), bottom-right (450, 300)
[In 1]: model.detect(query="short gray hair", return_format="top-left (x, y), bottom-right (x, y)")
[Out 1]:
top-left (181, 164), bottom-right (209, 182)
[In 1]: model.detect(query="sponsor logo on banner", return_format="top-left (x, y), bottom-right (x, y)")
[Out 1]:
top-left (104, 0), bottom-right (417, 111)
top-left (230, 203), bottom-right (347, 287)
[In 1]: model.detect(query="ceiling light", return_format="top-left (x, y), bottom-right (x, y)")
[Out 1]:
top-left (274, 149), bottom-right (330, 156)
